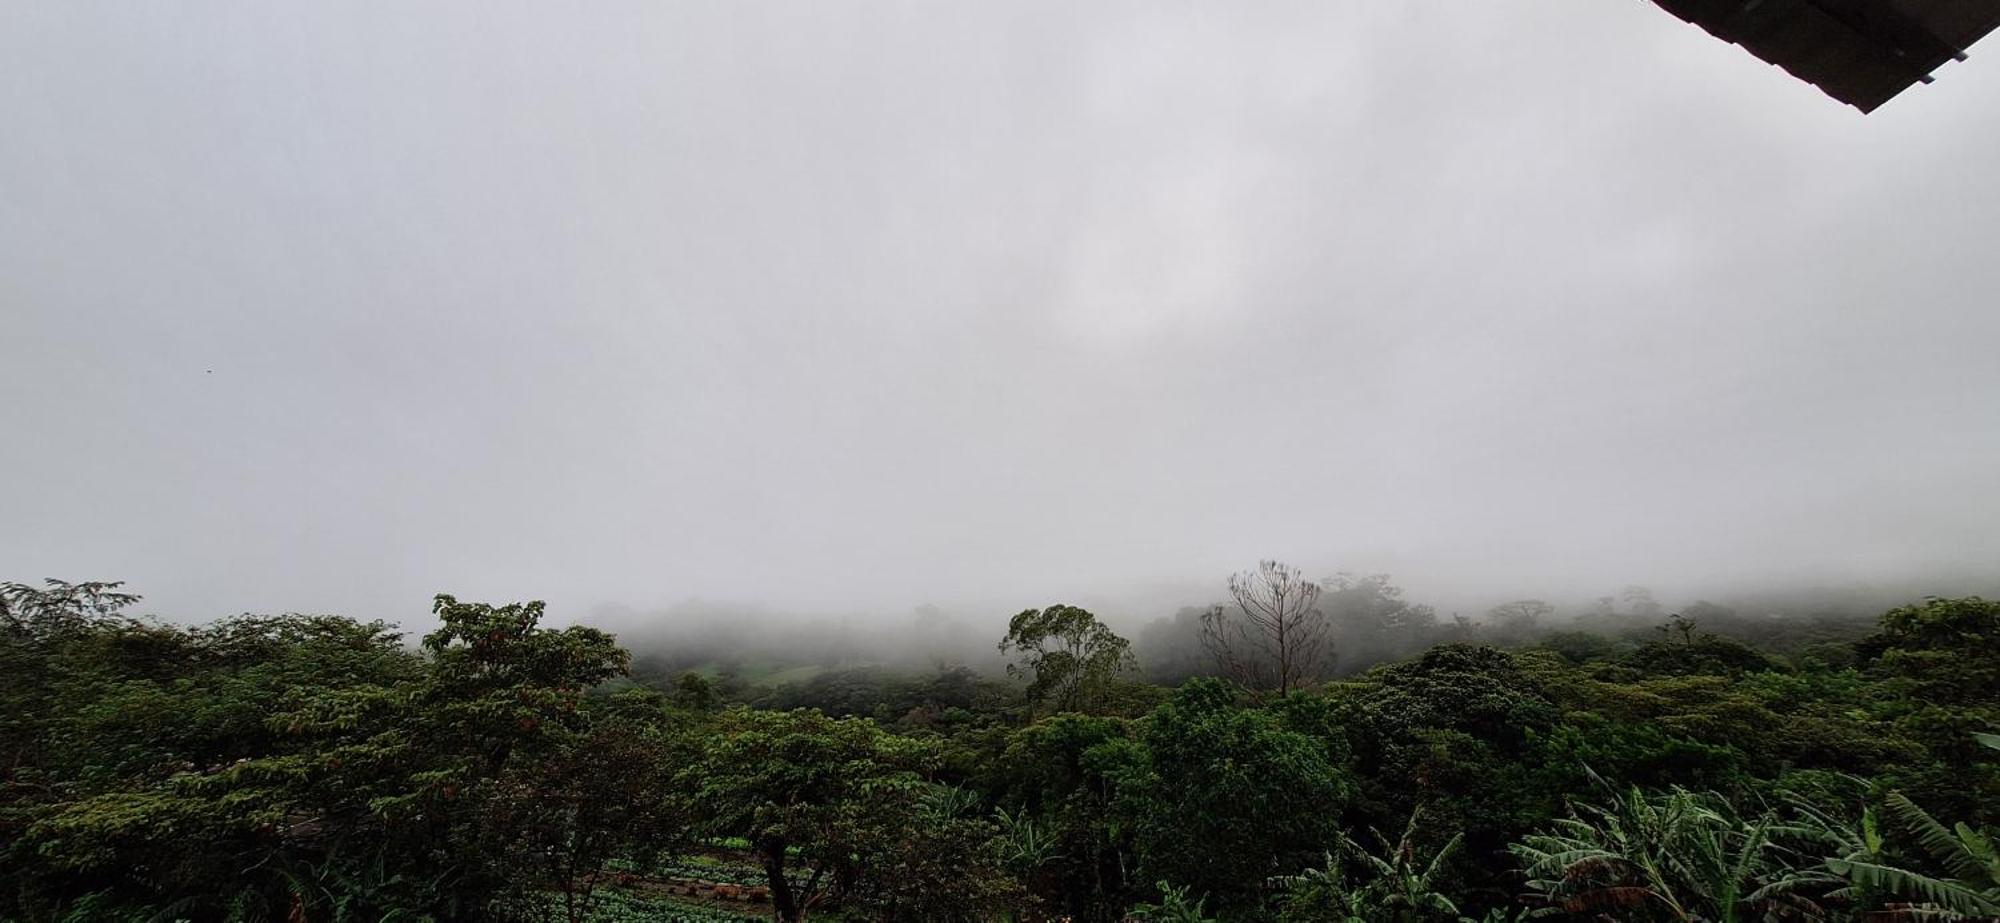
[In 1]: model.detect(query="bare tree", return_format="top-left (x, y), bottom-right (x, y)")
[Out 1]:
top-left (1485, 598), bottom-right (1554, 646)
top-left (1199, 560), bottom-right (1330, 694)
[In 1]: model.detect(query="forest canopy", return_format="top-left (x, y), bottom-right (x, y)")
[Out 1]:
top-left (2, 572), bottom-right (1997, 922)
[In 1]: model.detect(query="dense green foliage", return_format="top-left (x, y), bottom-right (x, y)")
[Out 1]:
top-left (3, 577), bottom-right (1997, 922)
top-left (999, 605), bottom-right (1136, 714)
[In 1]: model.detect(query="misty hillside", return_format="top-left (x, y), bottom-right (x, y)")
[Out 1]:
top-left (7, 1), bottom-right (2000, 921)
top-left (596, 573), bottom-right (1988, 698)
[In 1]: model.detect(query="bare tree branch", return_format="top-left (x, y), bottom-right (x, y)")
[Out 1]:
top-left (1198, 560), bottom-right (1329, 695)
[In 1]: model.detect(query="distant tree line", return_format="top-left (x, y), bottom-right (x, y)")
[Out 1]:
top-left (3, 571), bottom-right (1996, 922)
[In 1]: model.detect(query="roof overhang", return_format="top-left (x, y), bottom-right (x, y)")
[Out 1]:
top-left (1651, 0), bottom-right (2000, 111)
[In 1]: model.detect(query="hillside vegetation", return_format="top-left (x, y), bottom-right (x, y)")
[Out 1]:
top-left (3, 574), bottom-right (1996, 922)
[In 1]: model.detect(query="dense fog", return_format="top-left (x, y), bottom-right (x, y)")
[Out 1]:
top-left (7, 3), bottom-right (1999, 632)
top-left (588, 568), bottom-right (2000, 692)
top-left (9, 6), bottom-right (2000, 921)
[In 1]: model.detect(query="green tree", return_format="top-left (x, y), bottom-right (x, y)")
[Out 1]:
top-left (848, 784), bottom-right (1023, 922)
top-left (671, 670), bottom-right (720, 711)
top-left (1117, 679), bottom-right (1349, 918)
top-left (16, 592), bottom-right (676, 922)
top-left (987, 714), bottom-right (1144, 921)
top-left (1611, 613), bottom-right (1776, 676)
top-left (0, 578), bottom-right (142, 630)
top-left (377, 594), bottom-right (650, 919)
top-left (682, 707), bottom-right (932, 922)
top-left (2, 587), bottom-right (436, 921)
top-left (1321, 573), bottom-right (1439, 672)
top-left (1340, 645), bottom-right (1564, 905)
top-left (999, 604), bottom-right (1135, 714)
top-left (1859, 595), bottom-right (2000, 707)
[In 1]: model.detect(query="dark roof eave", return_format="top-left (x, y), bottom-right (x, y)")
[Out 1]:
top-left (1652, 0), bottom-right (2000, 112)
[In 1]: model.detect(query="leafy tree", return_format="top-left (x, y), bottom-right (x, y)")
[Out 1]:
top-left (1321, 573), bottom-right (1440, 672)
top-left (682, 707), bottom-right (934, 922)
top-left (1, 579), bottom-right (148, 789)
top-left (1618, 615), bottom-right (1775, 676)
top-left (1117, 679), bottom-right (1349, 917)
top-left (848, 784), bottom-right (1022, 922)
top-left (1532, 714), bottom-right (1744, 793)
top-left (1532, 630), bottom-right (1622, 664)
top-left (986, 714), bottom-right (1143, 921)
top-left (1352, 646), bottom-right (1557, 749)
top-left (12, 591), bottom-right (681, 922)
top-left (2, 590), bottom-right (436, 921)
top-left (1339, 646), bottom-right (1565, 909)
top-left (999, 604), bottom-right (1135, 714)
top-left (0, 578), bottom-right (142, 630)
top-left (458, 713), bottom-right (691, 923)
top-left (1135, 606), bottom-right (1222, 685)
top-left (1859, 595), bottom-right (2000, 706)
top-left (385, 594), bottom-right (651, 919)
top-left (671, 670), bottom-right (721, 711)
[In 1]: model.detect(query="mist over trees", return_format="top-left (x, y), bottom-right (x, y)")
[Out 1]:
top-left (9, 2), bottom-right (2000, 920)
top-left (595, 564), bottom-right (1952, 701)
top-left (8, 568), bottom-right (1996, 921)
top-left (1200, 561), bottom-right (1331, 695)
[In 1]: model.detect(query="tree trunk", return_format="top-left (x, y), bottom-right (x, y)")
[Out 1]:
top-left (761, 841), bottom-right (800, 923)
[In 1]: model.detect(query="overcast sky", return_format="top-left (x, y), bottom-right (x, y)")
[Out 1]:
top-left (5, 2), bottom-right (1998, 625)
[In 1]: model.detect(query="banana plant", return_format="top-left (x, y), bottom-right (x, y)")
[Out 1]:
top-left (1128, 881), bottom-right (1219, 923)
top-left (1767, 775), bottom-right (2000, 919)
top-left (1272, 810), bottom-right (1463, 923)
top-left (1510, 786), bottom-right (1805, 922)
top-left (1819, 792), bottom-right (2000, 919)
